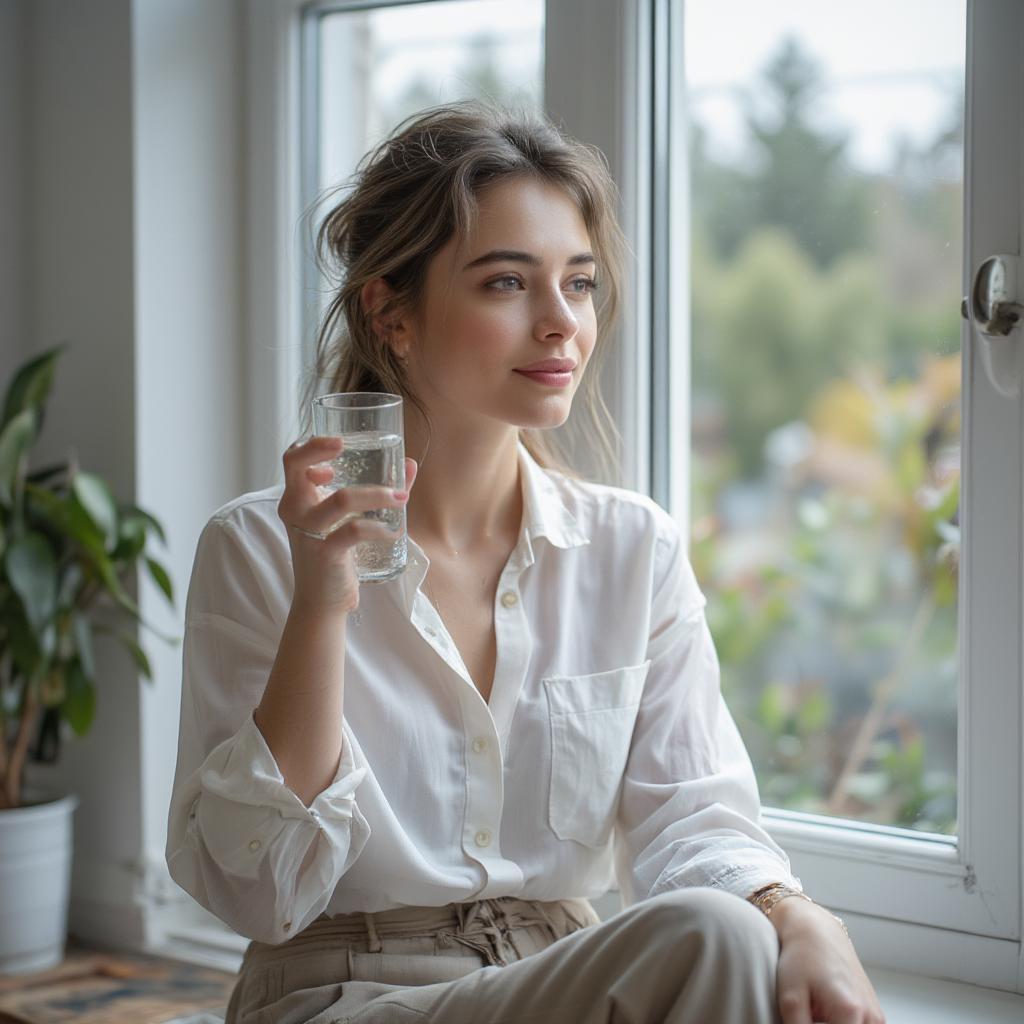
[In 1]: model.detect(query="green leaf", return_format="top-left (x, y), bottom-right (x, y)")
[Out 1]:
top-left (796, 689), bottom-right (832, 734)
top-left (0, 409), bottom-right (37, 506)
top-left (145, 557), bottom-right (174, 604)
top-left (93, 624), bottom-right (154, 679)
top-left (757, 683), bottom-right (787, 734)
top-left (72, 473), bottom-right (118, 552)
top-left (7, 609), bottom-right (43, 682)
top-left (57, 562), bottom-right (85, 608)
top-left (70, 612), bottom-right (95, 679)
top-left (91, 550), bottom-right (140, 615)
top-left (5, 532), bottom-right (58, 634)
top-left (62, 660), bottom-right (96, 736)
top-left (24, 483), bottom-right (106, 558)
top-left (113, 516), bottom-right (147, 561)
top-left (25, 461), bottom-right (69, 487)
top-left (38, 620), bottom-right (57, 660)
top-left (118, 631), bottom-right (153, 679)
top-left (1, 345), bottom-right (65, 431)
top-left (122, 504), bottom-right (166, 546)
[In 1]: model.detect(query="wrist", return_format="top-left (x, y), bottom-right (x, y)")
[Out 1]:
top-left (765, 894), bottom-right (824, 936)
top-left (747, 883), bottom-right (850, 941)
top-left (290, 597), bottom-right (353, 624)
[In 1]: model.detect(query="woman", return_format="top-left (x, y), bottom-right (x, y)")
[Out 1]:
top-left (166, 101), bottom-right (885, 1024)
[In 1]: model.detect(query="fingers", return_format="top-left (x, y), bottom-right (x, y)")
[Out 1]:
top-left (283, 435), bottom-right (344, 500)
top-left (302, 484), bottom-right (408, 537)
top-left (280, 436), bottom-right (416, 544)
top-left (778, 989), bottom-right (813, 1024)
top-left (289, 513), bottom-right (399, 546)
top-left (279, 435), bottom-right (345, 534)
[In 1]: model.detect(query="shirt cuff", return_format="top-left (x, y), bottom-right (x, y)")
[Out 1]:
top-left (706, 860), bottom-right (804, 900)
top-left (194, 711), bottom-right (368, 879)
top-left (650, 853), bottom-right (803, 903)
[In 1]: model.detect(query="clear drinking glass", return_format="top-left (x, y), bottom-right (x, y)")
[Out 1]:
top-left (311, 392), bottom-right (407, 582)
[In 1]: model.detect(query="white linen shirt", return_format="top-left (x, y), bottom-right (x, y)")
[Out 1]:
top-left (166, 440), bottom-right (802, 945)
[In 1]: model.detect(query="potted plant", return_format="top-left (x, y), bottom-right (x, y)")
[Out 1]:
top-left (0, 344), bottom-right (176, 974)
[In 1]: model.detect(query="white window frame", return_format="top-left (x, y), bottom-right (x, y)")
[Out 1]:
top-left (157, 0), bottom-right (1024, 992)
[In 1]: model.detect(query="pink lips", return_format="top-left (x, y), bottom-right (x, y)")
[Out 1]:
top-left (514, 369), bottom-right (574, 387)
top-left (516, 358), bottom-right (577, 373)
top-left (514, 357), bottom-right (576, 388)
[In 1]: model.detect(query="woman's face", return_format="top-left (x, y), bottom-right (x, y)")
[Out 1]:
top-left (399, 176), bottom-right (599, 434)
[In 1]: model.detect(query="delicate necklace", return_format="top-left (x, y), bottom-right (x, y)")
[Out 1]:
top-left (421, 543), bottom-right (462, 624)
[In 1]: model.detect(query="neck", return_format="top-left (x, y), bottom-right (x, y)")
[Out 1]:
top-left (403, 413), bottom-right (524, 557)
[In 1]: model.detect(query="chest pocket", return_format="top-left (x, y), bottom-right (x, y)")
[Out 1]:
top-left (542, 661), bottom-right (651, 848)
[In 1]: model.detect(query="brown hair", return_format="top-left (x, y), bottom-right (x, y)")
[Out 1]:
top-left (300, 99), bottom-right (626, 482)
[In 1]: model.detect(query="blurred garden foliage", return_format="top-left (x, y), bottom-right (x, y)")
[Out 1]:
top-left (690, 37), bottom-right (961, 835)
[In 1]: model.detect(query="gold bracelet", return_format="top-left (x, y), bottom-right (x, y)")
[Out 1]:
top-left (747, 883), bottom-right (850, 940)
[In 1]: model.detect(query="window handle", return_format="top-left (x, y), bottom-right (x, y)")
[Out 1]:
top-left (962, 254), bottom-right (1023, 398)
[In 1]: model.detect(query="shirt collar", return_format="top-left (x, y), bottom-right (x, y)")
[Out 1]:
top-left (516, 439), bottom-right (589, 551)
top-left (393, 441), bottom-right (588, 615)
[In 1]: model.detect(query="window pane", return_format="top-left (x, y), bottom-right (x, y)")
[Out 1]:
top-left (685, 0), bottom-right (964, 836)
top-left (319, 1), bottom-right (544, 193)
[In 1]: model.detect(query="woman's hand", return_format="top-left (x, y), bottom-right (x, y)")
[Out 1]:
top-left (277, 435), bottom-right (418, 616)
top-left (772, 900), bottom-right (886, 1023)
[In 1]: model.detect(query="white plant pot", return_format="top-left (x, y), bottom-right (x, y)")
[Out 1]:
top-left (0, 790), bottom-right (78, 975)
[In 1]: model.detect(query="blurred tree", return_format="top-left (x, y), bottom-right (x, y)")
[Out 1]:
top-left (687, 32), bottom-right (964, 835)
top-left (692, 37), bottom-right (870, 268)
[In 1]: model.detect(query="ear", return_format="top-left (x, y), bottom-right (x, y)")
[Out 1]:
top-left (360, 277), bottom-right (411, 360)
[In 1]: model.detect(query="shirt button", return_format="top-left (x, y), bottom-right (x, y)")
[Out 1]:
top-left (248, 839), bottom-right (262, 852)
top-left (472, 736), bottom-right (489, 754)
top-left (500, 591), bottom-right (518, 608)
top-left (425, 626), bottom-right (437, 638)
top-left (474, 828), bottom-right (492, 848)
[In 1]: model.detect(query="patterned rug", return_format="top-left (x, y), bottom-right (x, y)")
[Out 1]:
top-left (0, 942), bottom-right (235, 1023)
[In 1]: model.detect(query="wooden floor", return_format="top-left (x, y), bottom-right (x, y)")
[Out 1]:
top-left (0, 939), bottom-right (235, 1023)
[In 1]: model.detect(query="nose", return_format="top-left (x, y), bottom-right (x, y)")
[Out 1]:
top-left (533, 286), bottom-right (579, 343)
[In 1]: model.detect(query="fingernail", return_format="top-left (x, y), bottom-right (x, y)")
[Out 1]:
top-left (393, 489), bottom-right (409, 501)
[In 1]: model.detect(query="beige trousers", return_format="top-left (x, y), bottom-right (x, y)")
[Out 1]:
top-left (225, 887), bottom-right (783, 1024)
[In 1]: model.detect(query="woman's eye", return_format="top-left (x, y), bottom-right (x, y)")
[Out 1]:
top-left (568, 277), bottom-right (598, 294)
top-left (487, 275), bottom-right (523, 291)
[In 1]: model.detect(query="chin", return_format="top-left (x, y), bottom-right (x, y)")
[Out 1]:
top-left (518, 401), bottom-right (573, 431)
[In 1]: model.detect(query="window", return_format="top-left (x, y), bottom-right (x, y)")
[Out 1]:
top-left (634, 0), bottom-right (1019, 991)
top-left (172, 0), bottom-right (1022, 989)
top-left (686, 1), bottom-right (964, 839)
top-left (543, 0), bottom-right (1023, 989)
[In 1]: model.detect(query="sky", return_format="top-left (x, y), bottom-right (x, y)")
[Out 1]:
top-left (685, 0), bottom-right (966, 173)
top-left (321, 0), bottom-right (967, 179)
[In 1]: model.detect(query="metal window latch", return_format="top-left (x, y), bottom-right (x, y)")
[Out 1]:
top-left (961, 254), bottom-right (1024, 398)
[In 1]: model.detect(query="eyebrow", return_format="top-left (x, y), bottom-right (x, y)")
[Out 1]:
top-left (461, 249), bottom-right (597, 271)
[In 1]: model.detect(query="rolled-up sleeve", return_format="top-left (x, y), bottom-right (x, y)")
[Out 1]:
top-left (614, 514), bottom-right (802, 906)
top-left (165, 515), bottom-right (371, 945)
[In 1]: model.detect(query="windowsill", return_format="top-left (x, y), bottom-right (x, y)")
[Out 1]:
top-left (866, 967), bottom-right (1024, 1023)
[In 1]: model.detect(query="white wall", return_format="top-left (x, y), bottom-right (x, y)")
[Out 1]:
top-left (0, 0), bottom-right (26, 379)
top-left (20, 0), bottom-right (146, 944)
top-left (132, 0), bottom-right (246, 936)
top-left (11, 0), bottom-right (248, 949)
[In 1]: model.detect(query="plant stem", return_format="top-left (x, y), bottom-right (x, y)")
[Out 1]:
top-left (1, 678), bottom-right (39, 810)
top-left (0, 705), bottom-right (8, 779)
top-left (824, 594), bottom-right (936, 815)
